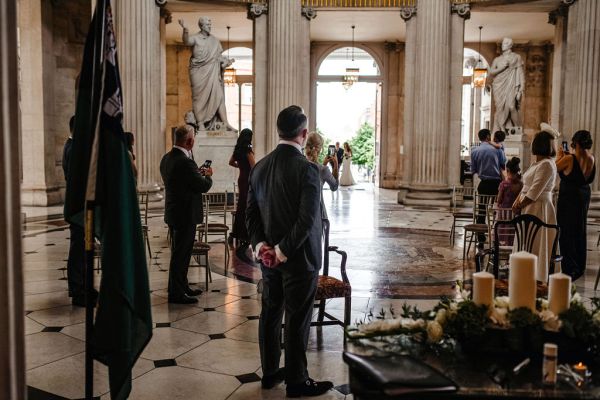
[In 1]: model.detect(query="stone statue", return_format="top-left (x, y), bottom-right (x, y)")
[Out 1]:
top-left (178, 17), bottom-right (236, 132)
top-left (489, 38), bottom-right (525, 135)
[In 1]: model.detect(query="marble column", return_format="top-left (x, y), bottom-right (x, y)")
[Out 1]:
top-left (266, 0), bottom-right (309, 152)
top-left (114, 0), bottom-right (163, 195)
top-left (563, 0), bottom-right (600, 191)
top-left (548, 4), bottom-right (568, 131)
top-left (0, 0), bottom-right (25, 397)
top-left (400, 7), bottom-right (416, 193)
top-left (449, 4), bottom-right (470, 187)
top-left (402, 0), bottom-right (452, 205)
top-left (248, 3), bottom-right (268, 159)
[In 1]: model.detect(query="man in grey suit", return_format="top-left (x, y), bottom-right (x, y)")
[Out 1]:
top-left (246, 106), bottom-right (333, 397)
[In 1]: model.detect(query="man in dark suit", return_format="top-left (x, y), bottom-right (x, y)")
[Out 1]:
top-left (335, 141), bottom-right (344, 166)
top-left (246, 105), bottom-right (333, 397)
top-left (160, 125), bottom-right (213, 304)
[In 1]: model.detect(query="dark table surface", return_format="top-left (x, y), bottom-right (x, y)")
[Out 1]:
top-left (345, 339), bottom-right (600, 399)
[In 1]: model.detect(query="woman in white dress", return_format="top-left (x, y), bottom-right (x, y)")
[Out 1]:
top-left (340, 142), bottom-right (356, 186)
top-left (512, 131), bottom-right (558, 282)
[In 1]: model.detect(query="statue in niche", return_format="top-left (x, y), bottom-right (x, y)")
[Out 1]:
top-left (489, 37), bottom-right (525, 135)
top-left (178, 17), bottom-right (236, 132)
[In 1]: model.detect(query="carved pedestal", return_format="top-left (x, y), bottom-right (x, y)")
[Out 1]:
top-left (504, 134), bottom-right (531, 170)
top-left (192, 130), bottom-right (238, 193)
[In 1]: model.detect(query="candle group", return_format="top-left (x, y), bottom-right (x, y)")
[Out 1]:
top-left (548, 273), bottom-right (571, 315)
top-left (473, 272), bottom-right (494, 307)
top-left (508, 251), bottom-right (537, 311)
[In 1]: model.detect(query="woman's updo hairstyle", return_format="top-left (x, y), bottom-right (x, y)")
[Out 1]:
top-left (506, 157), bottom-right (521, 175)
top-left (572, 130), bottom-right (593, 150)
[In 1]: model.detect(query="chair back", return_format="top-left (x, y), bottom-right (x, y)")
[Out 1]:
top-left (203, 192), bottom-right (229, 223)
top-left (451, 186), bottom-right (475, 212)
top-left (323, 219), bottom-right (330, 276)
top-left (137, 190), bottom-right (149, 225)
top-left (492, 214), bottom-right (560, 278)
top-left (488, 207), bottom-right (515, 246)
top-left (473, 193), bottom-right (497, 224)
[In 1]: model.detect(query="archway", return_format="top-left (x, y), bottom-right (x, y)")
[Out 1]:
top-left (221, 46), bottom-right (253, 132)
top-left (462, 48), bottom-right (492, 155)
top-left (316, 46), bottom-right (382, 184)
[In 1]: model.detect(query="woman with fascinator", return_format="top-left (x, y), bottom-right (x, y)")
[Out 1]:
top-left (229, 128), bottom-right (255, 263)
top-left (512, 125), bottom-right (558, 282)
top-left (556, 130), bottom-right (596, 280)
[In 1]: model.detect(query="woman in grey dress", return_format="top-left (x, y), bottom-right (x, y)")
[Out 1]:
top-left (305, 132), bottom-right (339, 218)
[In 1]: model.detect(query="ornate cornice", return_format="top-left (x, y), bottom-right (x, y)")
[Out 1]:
top-left (384, 41), bottom-right (404, 53)
top-left (548, 0), bottom-right (576, 25)
top-left (451, 3), bottom-right (471, 20)
top-left (301, 6), bottom-right (317, 20)
top-left (400, 6), bottom-right (417, 22)
top-left (155, 0), bottom-right (167, 6)
top-left (247, 3), bottom-right (268, 20)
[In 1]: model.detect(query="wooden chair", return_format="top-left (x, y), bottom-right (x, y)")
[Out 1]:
top-left (450, 186), bottom-right (475, 246)
top-left (137, 190), bottom-right (152, 259)
top-left (476, 207), bottom-right (514, 275)
top-left (462, 193), bottom-right (496, 262)
top-left (312, 219), bottom-right (352, 328)
top-left (477, 214), bottom-right (562, 279)
top-left (191, 240), bottom-right (212, 291)
top-left (198, 193), bottom-right (230, 270)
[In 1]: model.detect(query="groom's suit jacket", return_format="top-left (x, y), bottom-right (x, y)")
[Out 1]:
top-left (246, 143), bottom-right (322, 272)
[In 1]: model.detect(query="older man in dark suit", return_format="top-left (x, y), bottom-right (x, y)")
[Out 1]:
top-left (246, 105), bottom-right (333, 397)
top-left (160, 125), bottom-right (213, 304)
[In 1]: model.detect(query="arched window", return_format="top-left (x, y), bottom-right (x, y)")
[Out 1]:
top-left (318, 46), bottom-right (380, 77)
top-left (221, 47), bottom-right (253, 132)
top-left (461, 48), bottom-right (491, 155)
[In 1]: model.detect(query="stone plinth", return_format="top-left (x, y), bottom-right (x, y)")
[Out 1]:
top-left (504, 134), bottom-right (531, 169)
top-left (192, 130), bottom-right (237, 193)
top-left (403, 189), bottom-right (453, 207)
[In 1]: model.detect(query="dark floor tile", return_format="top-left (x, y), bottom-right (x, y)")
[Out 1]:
top-left (154, 359), bottom-right (177, 368)
top-left (208, 333), bottom-right (226, 340)
top-left (236, 373), bottom-right (261, 384)
top-left (28, 386), bottom-right (69, 400)
top-left (156, 322), bottom-right (171, 328)
top-left (42, 327), bottom-right (64, 332)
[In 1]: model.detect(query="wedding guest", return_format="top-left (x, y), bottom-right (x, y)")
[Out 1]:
top-left (556, 130), bottom-right (596, 280)
top-left (125, 131), bottom-right (138, 181)
top-left (305, 132), bottom-right (339, 218)
top-left (496, 157), bottom-right (522, 245)
top-left (340, 142), bottom-right (355, 186)
top-left (229, 128), bottom-right (256, 263)
top-left (335, 141), bottom-right (344, 166)
top-left (512, 130), bottom-right (558, 282)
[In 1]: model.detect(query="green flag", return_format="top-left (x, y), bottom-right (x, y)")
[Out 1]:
top-left (64, 1), bottom-right (152, 399)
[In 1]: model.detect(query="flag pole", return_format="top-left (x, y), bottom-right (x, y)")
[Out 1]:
top-left (84, 204), bottom-right (95, 400)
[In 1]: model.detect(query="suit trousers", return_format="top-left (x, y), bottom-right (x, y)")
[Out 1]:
top-left (67, 224), bottom-right (85, 297)
top-left (477, 179), bottom-right (502, 242)
top-left (168, 224), bottom-right (197, 297)
top-left (259, 264), bottom-right (318, 385)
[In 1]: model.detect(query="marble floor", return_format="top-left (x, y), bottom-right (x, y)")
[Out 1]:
top-left (23, 185), bottom-right (600, 399)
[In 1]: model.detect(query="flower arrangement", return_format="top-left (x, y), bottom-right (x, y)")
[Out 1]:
top-left (347, 283), bottom-right (600, 361)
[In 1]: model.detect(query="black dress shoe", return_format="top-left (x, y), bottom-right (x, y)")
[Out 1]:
top-left (261, 368), bottom-right (285, 389)
top-left (286, 378), bottom-right (333, 398)
top-left (168, 294), bottom-right (199, 304)
top-left (185, 287), bottom-right (203, 296)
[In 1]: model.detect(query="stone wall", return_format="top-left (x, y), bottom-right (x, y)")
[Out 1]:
top-left (166, 44), bottom-right (193, 149)
top-left (19, 0), bottom-right (90, 206)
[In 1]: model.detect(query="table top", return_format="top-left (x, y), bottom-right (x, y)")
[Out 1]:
top-left (345, 340), bottom-right (600, 399)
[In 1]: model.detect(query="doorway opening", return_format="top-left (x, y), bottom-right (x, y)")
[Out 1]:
top-left (316, 46), bottom-right (382, 184)
top-left (222, 46), bottom-right (253, 133)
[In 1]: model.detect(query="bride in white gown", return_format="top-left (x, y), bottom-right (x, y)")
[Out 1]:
top-left (340, 142), bottom-right (356, 186)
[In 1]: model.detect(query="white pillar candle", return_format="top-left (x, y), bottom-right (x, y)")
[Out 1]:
top-left (509, 251), bottom-right (537, 311)
top-left (548, 273), bottom-right (571, 315)
top-left (473, 272), bottom-right (494, 307)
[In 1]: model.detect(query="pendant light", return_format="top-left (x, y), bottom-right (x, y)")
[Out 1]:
top-left (224, 26), bottom-right (236, 86)
top-left (343, 25), bottom-right (359, 90)
top-left (472, 26), bottom-right (487, 88)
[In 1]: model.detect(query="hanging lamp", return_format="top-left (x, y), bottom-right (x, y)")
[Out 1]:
top-left (472, 26), bottom-right (487, 88)
top-left (224, 26), bottom-right (237, 86)
top-left (343, 25), bottom-right (359, 90)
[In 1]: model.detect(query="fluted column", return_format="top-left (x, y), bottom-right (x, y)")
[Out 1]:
top-left (449, 4), bottom-right (470, 187)
top-left (0, 0), bottom-right (25, 397)
top-left (114, 0), bottom-right (163, 193)
top-left (411, 0), bottom-right (451, 187)
top-left (266, 0), bottom-right (308, 151)
top-left (563, 0), bottom-right (600, 191)
top-left (400, 7), bottom-right (416, 185)
top-left (248, 3), bottom-right (268, 159)
top-left (548, 4), bottom-right (568, 130)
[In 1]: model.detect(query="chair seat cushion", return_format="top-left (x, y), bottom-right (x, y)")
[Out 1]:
top-left (463, 224), bottom-right (488, 233)
top-left (192, 242), bottom-right (211, 253)
top-left (452, 208), bottom-right (472, 218)
top-left (315, 275), bottom-right (351, 300)
top-left (198, 224), bottom-right (229, 233)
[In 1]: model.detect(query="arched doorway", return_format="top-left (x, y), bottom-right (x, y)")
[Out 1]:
top-left (462, 48), bottom-right (491, 155)
top-left (222, 46), bottom-right (253, 132)
top-left (315, 46), bottom-right (382, 184)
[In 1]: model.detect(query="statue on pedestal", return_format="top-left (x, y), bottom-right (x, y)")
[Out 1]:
top-left (179, 17), bottom-right (236, 132)
top-left (489, 38), bottom-right (525, 135)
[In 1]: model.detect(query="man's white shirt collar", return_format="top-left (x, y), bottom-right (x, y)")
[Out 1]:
top-left (174, 145), bottom-right (191, 158)
top-left (279, 140), bottom-right (303, 153)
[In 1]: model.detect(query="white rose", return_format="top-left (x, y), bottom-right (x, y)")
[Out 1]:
top-left (539, 310), bottom-right (562, 332)
top-left (494, 296), bottom-right (510, 309)
top-left (571, 293), bottom-right (582, 304)
top-left (540, 299), bottom-right (549, 310)
top-left (459, 289), bottom-right (471, 301)
top-left (427, 321), bottom-right (444, 343)
top-left (435, 309), bottom-right (448, 325)
top-left (490, 307), bottom-right (510, 327)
